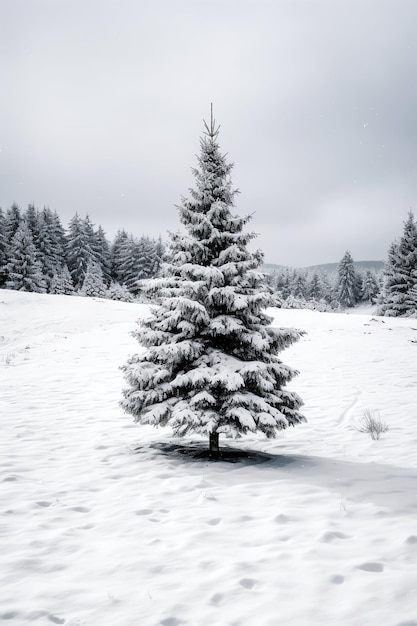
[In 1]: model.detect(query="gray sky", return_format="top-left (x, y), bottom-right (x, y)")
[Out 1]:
top-left (1, 0), bottom-right (417, 266)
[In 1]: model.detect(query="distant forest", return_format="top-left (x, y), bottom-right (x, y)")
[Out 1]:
top-left (0, 203), bottom-right (163, 301)
top-left (1, 203), bottom-right (416, 317)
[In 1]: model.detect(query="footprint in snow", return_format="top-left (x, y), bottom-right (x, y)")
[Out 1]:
top-left (206, 518), bottom-right (221, 526)
top-left (239, 578), bottom-right (257, 589)
top-left (405, 535), bottom-right (417, 544)
top-left (0, 611), bottom-right (19, 620)
top-left (47, 616), bottom-right (65, 625)
top-left (70, 506), bottom-right (90, 513)
top-left (210, 592), bottom-right (223, 606)
top-left (357, 562), bottom-right (384, 572)
top-left (330, 575), bottom-right (345, 585)
top-left (274, 514), bottom-right (291, 524)
top-left (321, 531), bottom-right (350, 542)
top-left (135, 508), bottom-right (153, 516)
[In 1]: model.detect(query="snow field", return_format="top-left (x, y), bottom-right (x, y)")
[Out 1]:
top-left (1, 291), bottom-right (417, 626)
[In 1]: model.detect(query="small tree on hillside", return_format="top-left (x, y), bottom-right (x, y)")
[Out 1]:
top-left (66, 213), bottom-right (94, 289)
top-left (5, 222), bottom-right (46, 293)
top-left (337, 251), bottom-right (360, 307)
top-left (0, 208), bottom-right (8, 286)
top-left (121, 111), bottom-right (305, 454)
top-left (361, 270), bottom-right (380, 303)
top-left (80, 260), bottom-right (107, 298)
top-left (107, 281), bottom-right (133, 302)
top-left (379, 211), bottom-right (417, 316)
top-left (50, 264), bottom-right (75, 295)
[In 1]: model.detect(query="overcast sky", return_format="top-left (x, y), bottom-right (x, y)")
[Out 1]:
top-left (1, 0), bottom-right (417, 266)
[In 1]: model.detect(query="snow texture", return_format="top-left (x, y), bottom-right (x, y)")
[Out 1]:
top-left (1, 290), bottom-right (417, 626)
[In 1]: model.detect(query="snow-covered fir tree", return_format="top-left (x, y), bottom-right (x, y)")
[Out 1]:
top-left (117, 234), bottom-right (141, 293)
top-left (308, 272), bottom-right (323, 301)
top-left (32, 208), bottom-right (64, 290)
top-left (337, 251), bottom-right (360, 307)
top-left (361, 269), bottom-right (380, 303)
top-left (110, 229), bottom-right (130, 283)
top-left (122, 112), bottom-right (305, 454)
top-left (5, 221), bottom-right (46, 292)
top-left (107, 281), bottom-right (133, 302)
top-left (24, 204), bottom-right (41, 243)
top-left (379, 211), bottom-right (417, 316)
top-left (93, 225), bottom-right (112, 285)
top-left (79, 260), bottom-right (107, 298)
top-left (66, 213), bottom-right (94, 289)
top-left (114, 234), bottom-right (162, 295)
top-left (4, 203), bottom-right (22, 245)
top-left (0, 208), bottom-right (8, 286)
top-left (50, 264), bottom-right (75, 295)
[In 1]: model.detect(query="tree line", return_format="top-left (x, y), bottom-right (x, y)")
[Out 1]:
top-left (1, 202), bottom-right (416, 317)
top-left (268, 256), bottom-right (381, 311)
top-left (0, 204), bottom-right (164, 300)
top-left (268, 211), bottom-right (417, 317)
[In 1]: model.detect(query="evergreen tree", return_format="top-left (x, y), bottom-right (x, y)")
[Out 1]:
top-left (291, 270), bottom-right (308, 299)
top-left (40, 208), bottom-right (67, 274)
top-left (111, 229), bottom-right (130, 283)
top-left (337, 251), bottom-right (360, 307)
top-left (4, 203), bottom-right (22, 244)
top-left (122, 113), bottom-right (305, 454)
top-left (117, 234), bottom-right (140, 293)
top-left (24, 204), bottom-right (41, 244)
top-left (107, 281), bottom-right (133, 302)
top-left (49, 210), bottom-right (68, 265)
top-left (0, 208), bottom-right (8, 286)
top-left (379, 212), bottom-right (417, 316)
top-left (66, 213), bottom-right (94, 289)
top-left (93, 225), bottom-right (112, 285)
top-left (80, 260), bottom-right (107, 297)
top-left (154, 235), bottom-right (165, 274)
top-left (5, 222), bottom-right (46, 292)
top-left (361, 270), bottom-right (380, 303)
top-left (308, 272), bottom-right (323, 301)
top-left (50, 264), bottom-right (75, 295)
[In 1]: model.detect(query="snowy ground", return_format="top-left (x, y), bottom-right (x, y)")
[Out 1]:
top-left (1, 290), bottom-right (417, 626)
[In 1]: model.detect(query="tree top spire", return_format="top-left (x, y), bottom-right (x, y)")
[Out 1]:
top-left (203, 103), bottom-right (220, 139)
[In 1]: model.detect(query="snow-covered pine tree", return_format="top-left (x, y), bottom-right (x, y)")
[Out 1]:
top-left (5, 221), bottom-right (46, 292)
top-left (93, 225), bottom-right (112, 286)
top-left (0, 208), bottom-right (8, 286)
top-left (361, 269), bottom-right (380, 303)
top-left (37, 208), bottom-right (68, 288)
top-left (24, 204), bottom-right (41, 244)
top-left (4, 203), bottom-right (22, 248)
top-left (66, 213), bottom-right (94, 289)
top-left (379, 211), bottom-right (417, 316)
top-left (79, 260), bottom-right (107, 297)
top-left (122, 112), bottom-right (305, 454)
top-left (308, 272), bottom-right (323, 301)
top-left (111, 229), bottom-right (130, 283)
top-left (107, 281), bottom-right (133, 302)
top-left (117, 234), bottom-right (140, 294)
top-left (137, 236), bottom-right (159, 279)
top-left (337, 251), bottom-right (360, 307)
top-left (50, 264), bottom-right (75, 295)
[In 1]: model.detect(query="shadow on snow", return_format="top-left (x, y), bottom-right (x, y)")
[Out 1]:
top-left (132, 440), bottom-right (417, 514)
top-left (147, 441), bottom-right (297, 466)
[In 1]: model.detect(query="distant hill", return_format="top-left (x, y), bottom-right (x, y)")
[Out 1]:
top-left (307, 260), bottom-right (384, 273)
top-left (262, 260), bottom-right (384, 274)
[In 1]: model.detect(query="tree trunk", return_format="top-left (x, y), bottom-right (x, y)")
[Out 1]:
top-left (209, 432), bottom-right (220, 457)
